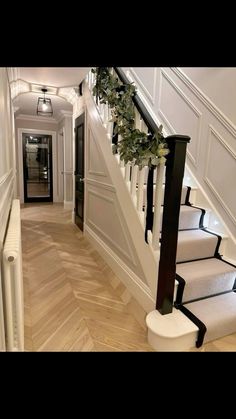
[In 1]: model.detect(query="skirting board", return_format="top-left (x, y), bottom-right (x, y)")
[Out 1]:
top-left (84, 224), bottom-right (155, 313)
top-left (64, 201), bottom-right (73, 210)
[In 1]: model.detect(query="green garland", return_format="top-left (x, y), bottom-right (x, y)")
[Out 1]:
top-left (92, 67), bottom-right (169, 169)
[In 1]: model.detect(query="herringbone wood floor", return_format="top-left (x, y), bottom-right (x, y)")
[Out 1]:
top-left (21, 203), bottom-right (152, 351)
top-left (21, 203), bottom-right (236, 352)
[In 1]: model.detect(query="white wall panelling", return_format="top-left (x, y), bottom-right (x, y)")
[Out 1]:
top-left (0, 170), bottom-right (14, 247)
top-left (87, 187), bottom-right (138, 267)
top-left (85, 225), bottom-right (155, 313)
top-left (83, 84), bottom-right (158, 307)
top-left (129, 67), bottom-right (157, 105)
top-left (158, 69), bottom-right (202, 168)
top-left (175, 67), bottom-right (236, 130)
top-left (205, 125), bottom-right (236, 225)
top-left (57, 129), bottom-right (64, 202)
top-left (63, 116), bottom-right (73, 206)
top-left (88, 127), bottom-right (109, 178)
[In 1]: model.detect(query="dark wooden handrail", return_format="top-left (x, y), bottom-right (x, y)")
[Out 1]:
top-left (156, 135), bottom-right (190, 314)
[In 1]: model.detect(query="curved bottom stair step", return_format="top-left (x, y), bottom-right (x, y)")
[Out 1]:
top-left (176, 258), bottom-right (236, 303)
top-left (184, 292), bottom-right (236, 344)
top-left (177, 230), bottom-right (219, 263)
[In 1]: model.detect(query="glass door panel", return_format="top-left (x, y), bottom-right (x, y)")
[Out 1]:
top-left (23, 134), bottom-right (53, 202)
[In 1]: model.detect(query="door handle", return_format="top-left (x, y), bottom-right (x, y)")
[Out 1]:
top-left (79, 178), bottom-right (85, 182)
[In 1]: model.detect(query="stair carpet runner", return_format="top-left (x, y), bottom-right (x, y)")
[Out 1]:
top-left (168, 186), bottom-right (236, 347)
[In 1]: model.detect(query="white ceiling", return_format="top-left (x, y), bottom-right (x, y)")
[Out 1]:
top-left (18, 67), bottom-right (91, 88)
top-left (14, 92), bottom-right (73, 118)
top-left (12, 67), bottom-right (91, 120)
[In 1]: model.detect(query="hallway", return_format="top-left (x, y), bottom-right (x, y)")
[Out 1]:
top-left (21, 203), bottom-right (153, 351)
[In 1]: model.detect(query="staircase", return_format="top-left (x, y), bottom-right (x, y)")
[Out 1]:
top-left (175, 188), bottom-right (236, 346)
top-left (85, 68), bottom-right (236, 350)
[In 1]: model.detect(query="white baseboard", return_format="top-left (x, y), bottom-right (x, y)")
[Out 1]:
top-left (84, 224), bottom-right (155, 312)
top-left (64, 201), bottom-right (73, 210)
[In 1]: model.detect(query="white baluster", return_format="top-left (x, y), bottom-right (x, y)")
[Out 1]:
top-left (131, 165), bottom-right (138, 196)
top-left (107, 122), bottom-right (113, 140)
top-left (100, 103), bottom-right (104, 122)
top-left (92, 71), bottom-right (96, 88)
top-left (135, 109), bottom-right (142, 130)
top-left (137, 167), bottom-right (145, 211)
top-left (88, 72), bottom-right (91, 89)
top-left (140, 120), bottom-right (149, 134)
top-left (104, 104), bottom-right (108, 126)
top-left (152, 163), bottom-right (165, 251)
top-left (119, 157), bottom-right (125, 168)
top-left (125, 163), bottom-right (131, 182)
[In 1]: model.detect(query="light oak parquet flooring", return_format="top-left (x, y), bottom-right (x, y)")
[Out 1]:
top-left (21, 203), bottom-right (236, 352)
top-left (21, 203), bottom-right (152, 352)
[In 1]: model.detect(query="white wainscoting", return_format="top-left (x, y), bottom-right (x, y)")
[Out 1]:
top-left (0, 169), bottom-right (14, 248)
top-left (88, 127), bottom-right (110, 178)
top-left (87, 186), bottom-right (138, 268)
top-left (205, 125), bottom-right (236, 225)
top-left (85, 225), bottom-right (155, 313)
top-left (171, 68), bottom-right (236, 138)
top-left (159, 70), bottom-right (202, 168)
top-left (129, 67), bottom-right (157, 105)
top-left (83, 86), bottom-right (158, 304)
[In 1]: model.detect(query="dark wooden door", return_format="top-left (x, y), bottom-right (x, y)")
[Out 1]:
top-left (75, 113), bottom-right (85, 230)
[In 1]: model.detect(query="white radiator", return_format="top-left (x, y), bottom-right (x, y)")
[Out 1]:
top-left (3, 199), bottom-right (24, 351)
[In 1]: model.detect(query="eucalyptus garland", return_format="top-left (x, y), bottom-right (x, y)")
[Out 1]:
top-left (92, 67), bottom-right (169, 169)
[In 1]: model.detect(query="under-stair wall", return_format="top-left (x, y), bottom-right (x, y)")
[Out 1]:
top-left (82, 85), bottom-right (158, 312)
top-left (121, 67), bottom-right (236, 259)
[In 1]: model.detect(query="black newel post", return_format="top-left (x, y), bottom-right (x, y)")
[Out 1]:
top-left (156, 135), bottom-right (190, 315)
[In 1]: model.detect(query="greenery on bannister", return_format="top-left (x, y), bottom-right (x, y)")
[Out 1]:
top-left (92, 67), bottom-right (169, 169)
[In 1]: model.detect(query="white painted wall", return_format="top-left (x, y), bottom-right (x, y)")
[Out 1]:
top-left (122, 67), bottom-right (236, 243)
top-left (179, 68), bottom-right (236, 126)
top-left (58, 113), bottom-right (73, 209)
top-left (79, 86), bottom-right (157, 312)
top-left (0, 68), bottom-right (16, 350)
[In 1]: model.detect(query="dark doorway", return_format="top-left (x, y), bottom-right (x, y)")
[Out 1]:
top-left (75, 113), bottom-right (85, 230)
top-left (22, 133), bottom-right (53, 203)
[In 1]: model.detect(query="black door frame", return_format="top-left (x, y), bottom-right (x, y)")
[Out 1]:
top-left (74, 113), bottom-right (85, 230)
top-left (22, 133), bottom-right (53, 203)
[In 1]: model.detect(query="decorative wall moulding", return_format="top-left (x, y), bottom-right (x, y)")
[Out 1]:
top-left (15, 114), bottom-right (58, 123)
top-left (171, 68), bottom-right (236, 138)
